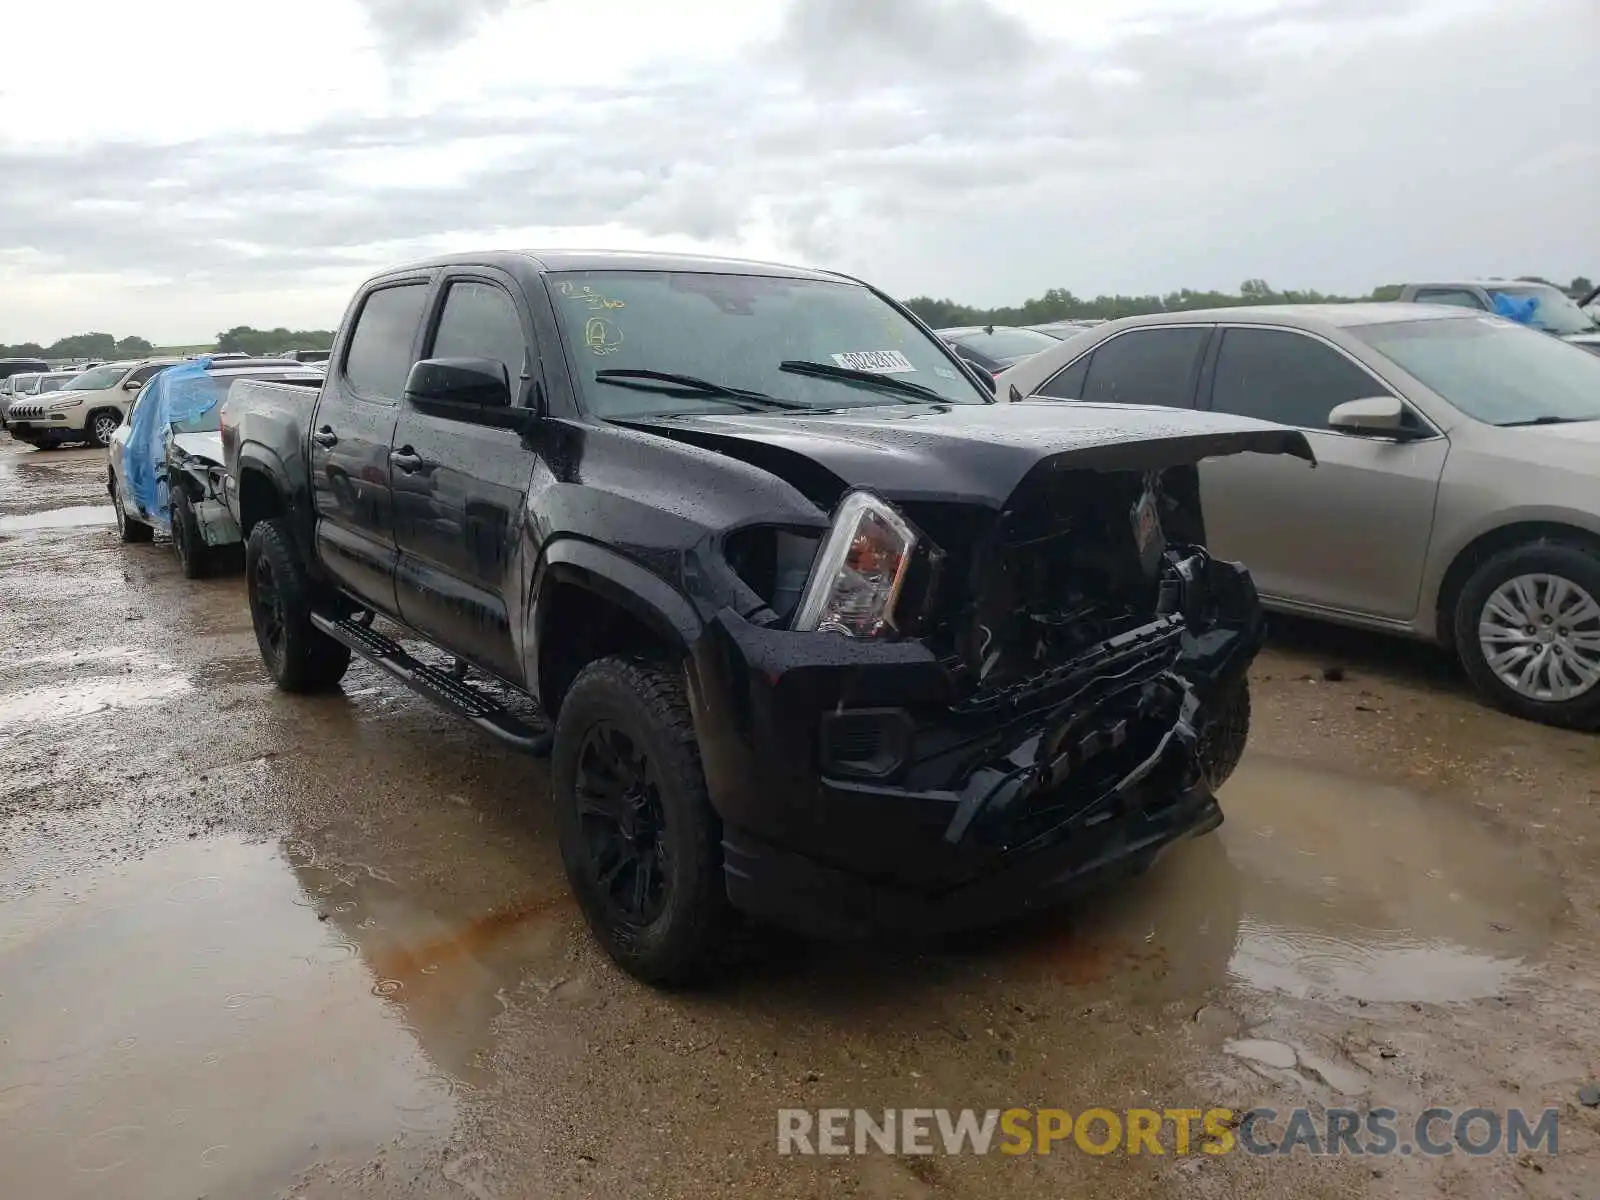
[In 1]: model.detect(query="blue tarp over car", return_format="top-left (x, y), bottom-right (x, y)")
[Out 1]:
top-left (124, 357), bottom-right (225, 524)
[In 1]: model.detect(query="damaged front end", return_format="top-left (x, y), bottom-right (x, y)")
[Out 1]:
top-left (695, 456), bottom-right (1274, 938)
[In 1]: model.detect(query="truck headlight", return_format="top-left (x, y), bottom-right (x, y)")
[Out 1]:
top-left (46, 397), bottom-right (83, 411)
top-left (792, 491), bottom-right (917, 638)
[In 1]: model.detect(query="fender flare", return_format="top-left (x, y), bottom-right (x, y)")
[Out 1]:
top-left (528, 538), bottom-right (703, 698)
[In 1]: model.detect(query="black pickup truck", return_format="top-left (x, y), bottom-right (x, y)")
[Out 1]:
top-left (220, 250), bottom-right (1312, 984)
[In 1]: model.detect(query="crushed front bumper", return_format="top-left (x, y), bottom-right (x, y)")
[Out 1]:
top-left (690, 558), bottom-right (1262, 939)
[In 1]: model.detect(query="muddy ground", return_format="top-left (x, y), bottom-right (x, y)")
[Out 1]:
top-left (1, 435), bottom-right (1597, 1200)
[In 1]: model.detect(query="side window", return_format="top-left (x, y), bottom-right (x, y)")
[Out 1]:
top-left (127, 363), bottom-right (168, 385)
top-left (1078, 327), bottom-right (1209, 408)
top-left (1210, 328), bottom-right (1389, 428)
top-left (1038, 354), bottom-right (1090, 400)
top-left (343, 283), bottom-right (430, 400)
top-left (1414, 289), bottom-right (1486, 310)
top-left (428, 280), bottom-right (528, 389)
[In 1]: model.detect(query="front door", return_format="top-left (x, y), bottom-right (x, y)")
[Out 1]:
top-left (1198, 326), bottom-right (1450, 623)
top-left (391, 274), bottom-right (539, 682)
top-left (309, 279), bottom-right (432, 617)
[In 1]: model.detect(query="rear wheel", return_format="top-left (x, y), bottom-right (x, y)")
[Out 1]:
top-left (1455, 540), bottom-right (1600, 729)
top-left (171, 486), bottom-right (211, 579)
top-left (244, 517), bottom-right (351, 693)
top-left (111, 476), bottom-right (152, 544)
top-left (552, 657), bottom-right (730, 986)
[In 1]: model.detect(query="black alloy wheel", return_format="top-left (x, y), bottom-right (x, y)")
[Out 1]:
top-left (575, 721), bottom-right (671, 926)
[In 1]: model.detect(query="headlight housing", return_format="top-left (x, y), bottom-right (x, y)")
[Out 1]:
top-left (46, 397), bottom-right (84, 411)
top-left (792, 491), bottom-right (917, 638)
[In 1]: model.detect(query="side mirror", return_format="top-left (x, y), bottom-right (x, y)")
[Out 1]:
top-left (405, 357), bottom-right (512, 407)
top-left (123, 378), bottom-right (143, 390)
top-left (1328, 395), bottom-right (1405, 434)
top-left (403, 357), bottom-right (538, 432)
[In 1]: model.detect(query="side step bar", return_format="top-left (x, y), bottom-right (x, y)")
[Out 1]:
top-left (311, 612), bottom-right (553, 758)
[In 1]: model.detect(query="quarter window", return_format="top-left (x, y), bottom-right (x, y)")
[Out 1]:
top-left (1075, 327), bottom-right (1209, 407)
top-left (1210, 328), bottom-right (1389, 428)
top-left (1038, 355), bottom-right (1090, 400)
top-left (343, 283), bottom-right (430, 400)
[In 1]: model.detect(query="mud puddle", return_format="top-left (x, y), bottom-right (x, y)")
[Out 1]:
top-left (0, 835), bottom-right (574, 1199)
top-left (995, 756), bottom-right (1559, 1005)
top-left (0, 504), bottom-right (114, 534)
top-left (0, 647), bottom-right (190, 726)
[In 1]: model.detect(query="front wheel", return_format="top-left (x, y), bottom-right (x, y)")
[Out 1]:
top-left (111, 477), bottom-right (152, 544)
top-left (244, 517), bottom-right (351, 693)
top-left (1454, 540), bottom-right (1600, 729)
top-left (552, 657), bottom-right (730, 986)
top-left (1196, 677), bottom-right (1250, 791)
top-left (171, 486), bottom-right (211, 579)
top-left (86, 409), bottom-right (122, 449)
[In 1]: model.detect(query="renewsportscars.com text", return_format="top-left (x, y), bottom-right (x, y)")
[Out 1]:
top-left (777, 1107), bottom-right (1560, 1158)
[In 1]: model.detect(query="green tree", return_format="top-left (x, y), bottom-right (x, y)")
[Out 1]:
top-left (215, 325), bottom-right (335, 355)
top-left (45, 332), bottom-right (118, 359)
top-left (1569, 276), bottom-right (1594, 298)
top-left (114, 335), bottom-right (153, 356)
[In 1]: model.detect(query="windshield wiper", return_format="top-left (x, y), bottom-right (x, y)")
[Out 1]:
top-left (779, 359), bottom-right (948, 403)
top-left (1500, 415), bottom-right (1590, 426)
top-left (593, 369), bottom-right (810, 412)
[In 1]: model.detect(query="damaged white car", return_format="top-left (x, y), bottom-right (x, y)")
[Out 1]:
top-left (108, 358), bottom-right (325, 577)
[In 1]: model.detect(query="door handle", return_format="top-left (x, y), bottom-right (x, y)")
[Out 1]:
top-left (312, 427), bottom-right (338, 448)
top-left (390, 446), bottom-right (425, 473)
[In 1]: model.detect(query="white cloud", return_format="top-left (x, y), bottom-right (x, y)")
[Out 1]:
top-left (0, 0), bottom-right (1592, 343)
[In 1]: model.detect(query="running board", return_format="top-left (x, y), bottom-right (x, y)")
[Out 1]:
top-left (311, 612), bottom-right (553, 757)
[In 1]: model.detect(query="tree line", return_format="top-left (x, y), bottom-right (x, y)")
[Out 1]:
top-left (902, 276), bottom-right (1595, 328)
top-left (4, 276), bottom-right (1592, 359)
top-left (0, 325), bottom-right (335, 361)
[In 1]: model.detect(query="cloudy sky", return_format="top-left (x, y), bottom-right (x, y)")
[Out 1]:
top-left (0, 0), bottom-right (1592, 343)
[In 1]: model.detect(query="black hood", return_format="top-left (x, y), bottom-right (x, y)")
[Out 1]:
top-left (624, 400), bottom-right (1315, 508)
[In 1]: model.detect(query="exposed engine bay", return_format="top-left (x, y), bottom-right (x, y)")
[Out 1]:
top-left (720, 463), bottom-right (1260, 852)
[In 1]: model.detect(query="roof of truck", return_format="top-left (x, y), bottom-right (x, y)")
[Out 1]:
top-left (378, 248), bottom-right (851, 284)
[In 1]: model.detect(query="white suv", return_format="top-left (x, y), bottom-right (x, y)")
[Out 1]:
top-left (6, 358), bottom-right (181, 449)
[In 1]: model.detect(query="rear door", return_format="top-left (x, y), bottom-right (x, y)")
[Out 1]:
top-left (1197, 325), bottom-right (1449, 621)
top-left (310, 277), bottom-right (432, 618)
top-left (390, 271), bottom-right (539, 681)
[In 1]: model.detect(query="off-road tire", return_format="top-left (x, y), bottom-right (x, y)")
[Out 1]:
top-left (1196, 677), bottom-right (1251, 791)
top-left (85, 409), bottom-right (122, 449)
top-left (1454, 539), bottom-right (1600, 730)
top-left (244, 517), bottom-right (351, 693)
top-left (552, 657), bottom-right (731, 986)
top-left (111, 477), bottom-right (153, 544)
top-left (171, 486), bottom-right (211, 579)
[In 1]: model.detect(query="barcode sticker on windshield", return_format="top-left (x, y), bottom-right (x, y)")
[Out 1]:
top-left (831, 350), bottom-right (916, 375)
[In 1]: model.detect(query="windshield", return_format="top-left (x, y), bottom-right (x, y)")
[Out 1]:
top-left (950, 327), bottom-right (1061, 361)
top-left (1488, 284), bottom-right (1599, 336)
top-left (11, 374), bottom-right (40, 394)
top-left (1352, 315), bottom-right (1600, 426)
top-left (37, 376), bottom-right (69, 393)
top-left (64, 364), bottom-right (128, 391)
top-left (547, 271), bottom-right (988, 419)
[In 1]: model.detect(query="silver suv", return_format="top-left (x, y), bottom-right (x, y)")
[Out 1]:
top-left (6, 358), bottom-right (181, 449)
